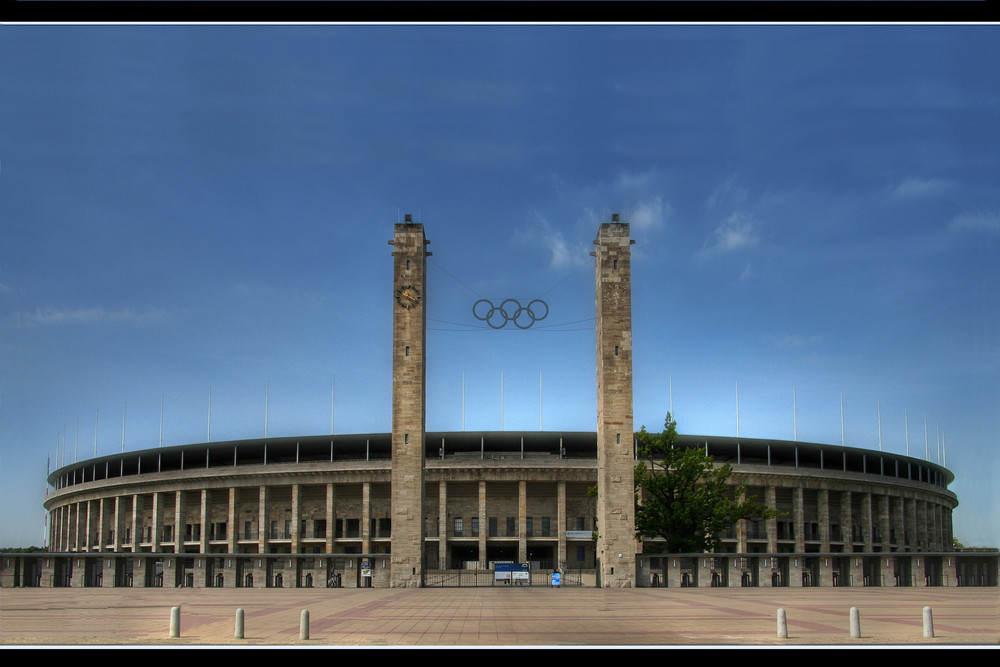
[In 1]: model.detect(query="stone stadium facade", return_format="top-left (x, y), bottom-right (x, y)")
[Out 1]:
top-left (2, 218), bottom-right (995, 589)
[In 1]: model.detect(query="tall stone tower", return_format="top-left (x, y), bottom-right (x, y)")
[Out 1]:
top-left (593, 216), bottom-right (637, 587)
top-left (389, 217), bottom-right (429, 587)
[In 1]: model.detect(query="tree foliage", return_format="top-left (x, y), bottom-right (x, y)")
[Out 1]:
top-left (634, 414), bottom-right (779, 553)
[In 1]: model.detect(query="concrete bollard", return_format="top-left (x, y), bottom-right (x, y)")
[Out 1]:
top-left (300, 609), bottom-right (310, 640)
top-left (235, 608), bottom-right (244, 639)
top-left (777, 608), bottom-right (788, 639)
top-left (170, 606), bottom-right (180, 638)
top-left (849, 607), bottom-right (861, 639)
top-left (923, 606), bottom-right (934, 638)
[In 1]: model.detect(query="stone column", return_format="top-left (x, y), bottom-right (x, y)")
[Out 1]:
top-left (325, 483), bottom-right (335, 554)
top-left (766, 487), bottom-right (778, 553)
top-left (71, 504), bottom-right (79, 551)
top-left (557, 481), bottom-right (567, 570)
top-left (174, 490), bottom-right (185, 553)
top-left (841, 490), bottom-right (853, 552)
top-left (51, 507), bottom-right (61, 552)
top-left (227, 488), bottom-right (237, 554)
top-left (789, 555), bottom-right (803, 587)
top-left (861, 493), bottom-right (873, 552)
top-left (84, 500), bottom-right (93, 551)
top-left (518, 480), bottom-right (527, 563)
top-left (73, 501), bottom-right (83, 552)
top-left (438, 481), bottom-right (448, 569)
top-left (151, 492), bottom-right (162, 552)
top-left (793, 487), bottom-right (805, 552)
top-left (258, 486), bottom-right (269, 554)
top-left (913, 553), bottom-right (928, 586)
top-left (96, 498), bottom-right (105, 550)
top-left (130, 495), bottom-right (142, 553)
top-left (878, 495), bottom-right (891, 551)
top-left (389, 219), bottom-right (429, 587)
top-left (905, 497), bottom-right (917, 551)
top-left (361, 481), bottom-right (371, 555)
top-left (849, 554), bottom-right (864, 587)
top-left (942, 505), bottom-right (954, 550)
top-left (479, 481), bottom-right (488, 570)
top-left (881, 554), bottom-right (894, 587)
top-left (917, 499), bottom-right (928, 550)
top-left (818, 489), bottom-right (830, 552)
top-left (292, 483), bottom-right (302, 554)
top-left (593, 218), bottom-right (636, 587)
top-left (736, 489), bottom-right (748, 553)
top-left (942, 553), bottom-right (958, 587)
top-left (892, 496), bottom-right (905, 551)
top-left (934, 504), bottom-right (944, 551)
top-left (111, 497), bottom-right (121, 551)
top-left (200, 489), bottom-right (209, 554)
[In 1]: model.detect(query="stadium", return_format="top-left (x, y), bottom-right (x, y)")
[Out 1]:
top-left (2, 219), bottom-right (996, 589)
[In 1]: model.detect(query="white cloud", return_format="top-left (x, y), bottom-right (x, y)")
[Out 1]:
top-left (698, 211), bottom-right (759, 257)
top-left (514, 212), bottom-right (588, 270)
top-left (888, 177), bottom-right (952, 199)
top-left (627, 196), bottom-right (669, 233)
top-left (949, 211), bottom-right (1000, 234)
top-left (707, 176), bottom-right (749, 211)
top-left (15, 306), bottom-right (168, 327)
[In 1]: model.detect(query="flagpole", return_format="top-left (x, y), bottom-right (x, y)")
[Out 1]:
top-left (924, 416), bottom-right (929, 460)
top-left (736, 379), bottom-right (740, 438)
top-left (840, 393), bottom-right (845, 446)
top-left (877, 400), bottom-right (882, 452)
top-left (669, 374), bottom-right (673, 417)
top-left (905, 409), bottom-right (910, 456)
top-left (793, 385), bottom-right (797, 441)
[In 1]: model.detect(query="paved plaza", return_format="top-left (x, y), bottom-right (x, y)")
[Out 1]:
top-left (1, 586), bottom-right (997, 647)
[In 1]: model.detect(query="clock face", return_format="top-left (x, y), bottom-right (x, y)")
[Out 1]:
top-left (396, 284), bottom-right (421, 309)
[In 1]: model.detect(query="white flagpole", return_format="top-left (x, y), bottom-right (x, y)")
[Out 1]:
top-left (793, 385), bottom-right (797, 441)
top-left (331, 376), bottom-right (335, 435)
top-left (94, 408), bottom-right (99, 457)
top-left (75, 417), bottom-right (79, 463)
top-left (840, 393), bottom-right (845, 446)
top-left (905, 409), bottom-right (910, 456)
top-left (159, 394), bottom-right (164, 448)
top-left (207, 386), bottom-right (212, 442)
top-left (462, 372), bottom-right (466, 432)
top-left (121, 401), bottom-right (126, 453)
top-left (736, 379), bottom-right (740, 438)
top-left (877, 400), bottom-right (882, 452)
top-left (924, 416), bottom-right (929, 460)
top-left (669, 374), bottom-right (673, 417)
top-left (265, 380), bottom-right (269, 438)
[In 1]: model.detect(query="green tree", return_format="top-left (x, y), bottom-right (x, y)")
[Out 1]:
top-left (634, 413), bottom-right (779, 553)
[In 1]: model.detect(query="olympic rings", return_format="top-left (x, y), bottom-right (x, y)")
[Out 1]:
top-left (473, 298), bottom-right (549, 329)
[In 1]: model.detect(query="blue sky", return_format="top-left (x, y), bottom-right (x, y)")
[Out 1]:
top-left (1, 24), bottom-right (997, 549)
